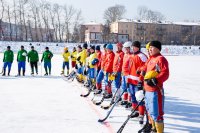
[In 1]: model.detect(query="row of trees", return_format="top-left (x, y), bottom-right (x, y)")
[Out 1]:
top-left (137, 6), bottom-right (165, 22)
top-left (0, 0), bottom-right (83, 42)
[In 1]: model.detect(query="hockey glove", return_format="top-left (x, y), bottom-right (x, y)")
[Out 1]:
top-left (91, 58), bottom-right (99, 65)
top-left (146, 78), bottom-right (158, 87)
top-left (77, 56), bottom-right (81, 61)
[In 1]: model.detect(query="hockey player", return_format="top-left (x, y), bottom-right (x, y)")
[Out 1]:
top-left (87, 45), bottom-right (98, 87)
top-left (103, 44), bottom-right (115, 99)
top-left (76, 43), bottom-right (87, 82)
top-left (120, 41), bottom-right (132, 108)
top-left (95, 45), bottom-right (101, 76)
top-left (27, 46), bottom-right (39, 75)
top-left (71, 47), bottom-right (77, 68)
top-left (61, 47), bottom-right (70, 75)
top-left (127, 41), bottom-right (148, 123)
top-left (17, 45), bottom-right (28, 76)
top-left (143, 41), bottom-right (169, 133)
top-left (94, 44), bottom-right (107, 94)
top-left (112, 42), bottom-right (124, 98)
top-left (2, 46), bottom-right (14, 76)
top-left (41, 47), bottom-right (53, 76)
top-left (76, 45), bottom-right (83, 82)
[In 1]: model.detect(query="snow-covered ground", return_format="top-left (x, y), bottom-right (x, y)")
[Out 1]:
top-left (0, 53), bottom-right (200, 133)
top-left (1, 41), bottom-right (200, 55)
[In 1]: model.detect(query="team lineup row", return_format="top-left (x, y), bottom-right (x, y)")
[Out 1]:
top-left (1, 41), bottom-right (169, 133)
top-left (69, 41), bottom-right (169, 133)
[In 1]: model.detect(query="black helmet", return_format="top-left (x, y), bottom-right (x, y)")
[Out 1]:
top-left (96, 45), bottom-right (100, 51)
top-left (103, 44), bottom-right (107, 48)
top-left (83, 43), bottom-right (88, 49)
top-left (90, 45), bottom-right (95, 50)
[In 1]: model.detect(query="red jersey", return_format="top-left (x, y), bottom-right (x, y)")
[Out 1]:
top-left (127, 51), bottom-right (148, 85)
top-left (104, 51), bottom-right (115, 73)
top-left (144, 53), bottom-right (169, 92)
top-left (101, 51), bottom-right (107, 70)
top-left (96, 50), bottom-right (101, 69)
top-left (113, 50), bottom-right (124, 73)
top-left (122, 52), bottom-right (132, 76)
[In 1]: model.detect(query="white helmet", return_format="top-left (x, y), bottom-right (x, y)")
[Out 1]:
top-left (22, 52), bottom-right (27, 56)
top-left (123, 41), bottom-right (132, 48)
top-left (135, 90), bottom-right (144, 101)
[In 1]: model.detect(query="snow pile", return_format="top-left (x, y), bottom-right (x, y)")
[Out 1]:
top-left (0, 41), bottom-right (200, 55)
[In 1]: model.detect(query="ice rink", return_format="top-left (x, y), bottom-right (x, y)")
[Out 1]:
top-left (0, 54), bottom-right (200, 133)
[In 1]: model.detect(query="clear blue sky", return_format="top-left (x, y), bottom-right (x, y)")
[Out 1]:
top-left (49, 0), bottom-right (200, 23)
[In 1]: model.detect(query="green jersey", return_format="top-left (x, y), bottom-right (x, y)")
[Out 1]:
top-left (3, 50), bottom-right (14, 62)
top-left (28, 50), bottom-right (39, 62)
top-left (41, 50), bottom-right (53, 62)
top-left (17, 49), bottom-right (28, 62)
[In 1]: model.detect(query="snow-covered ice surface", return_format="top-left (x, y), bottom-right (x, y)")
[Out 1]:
top-left (0, 54), bottom-right (200, 133)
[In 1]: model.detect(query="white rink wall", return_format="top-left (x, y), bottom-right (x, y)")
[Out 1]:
top-left (0, 41), bottom-right (200, 55)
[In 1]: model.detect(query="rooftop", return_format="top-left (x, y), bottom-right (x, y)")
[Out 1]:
top-left (116, 19), bottom-right (200, 26)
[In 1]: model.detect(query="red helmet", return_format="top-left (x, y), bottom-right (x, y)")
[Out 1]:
top-left (116, 42), bottom-right (123, 47)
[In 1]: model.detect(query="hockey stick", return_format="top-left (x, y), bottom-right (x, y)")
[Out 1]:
top-left (93, 80), bottom-right (113, 105)
top-left (80, 83), bottom-right (95, 97)
top-left (98, 90), bottom-right (125, 123)
top-left (116, 98), bottom-right (145, 133)
top-left (101, 88), bottom-right (120, 109)
top-left (93, 95), bottom-right (104, 105)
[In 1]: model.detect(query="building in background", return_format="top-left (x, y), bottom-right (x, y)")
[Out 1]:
top-left (110, 19), bottom-right (200, 45)
top-left (81, 21), bottom-right (103, 44)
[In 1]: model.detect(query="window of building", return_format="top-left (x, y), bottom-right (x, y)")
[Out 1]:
top-left (93, 27), bottom-right (95, 30)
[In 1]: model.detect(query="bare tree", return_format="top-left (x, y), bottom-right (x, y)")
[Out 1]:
top-left (21, 0), bottom-right (29, 41)
top-left (27, 14), bottom-right (33, 41)
top-left (0, 0), bottom-right (5, 40)
top-left (72, 10), bottom-right (82, 42)
top-left (40, 0), bottom-right (51, 42)
top-left (137, 6), bottom-right (148, 20)
top-left (7, 5), bottom-right (13, 41)
top-left (104, 4), bottom-right (126, 25)
top-left (13, 0), bottom-right (19, 40)
top-left (63, 5), bottom-right (76, 42)
top-left (49, 4), bottom-right (57, 42)
top-left (137, 6), bottom-right (165, 22)
top-left (29, 0), bottom-right (39, 42)
top-left (53, 3), bottom-right (62, 42)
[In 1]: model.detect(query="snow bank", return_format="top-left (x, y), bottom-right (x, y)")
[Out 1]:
top-left (0, 41), bottom-right (200, 55)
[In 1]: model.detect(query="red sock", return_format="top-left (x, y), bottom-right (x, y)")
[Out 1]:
top-left (132, 103), bottom-right (138, 110)
top-left (106, 86), bottom-right (112, 94)
top-left (123, 92), bottom-right (128, 100)
top-left (138, 105), bottom-right (145, 115)
top-left (96, 83), bottom-right (102, 90)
